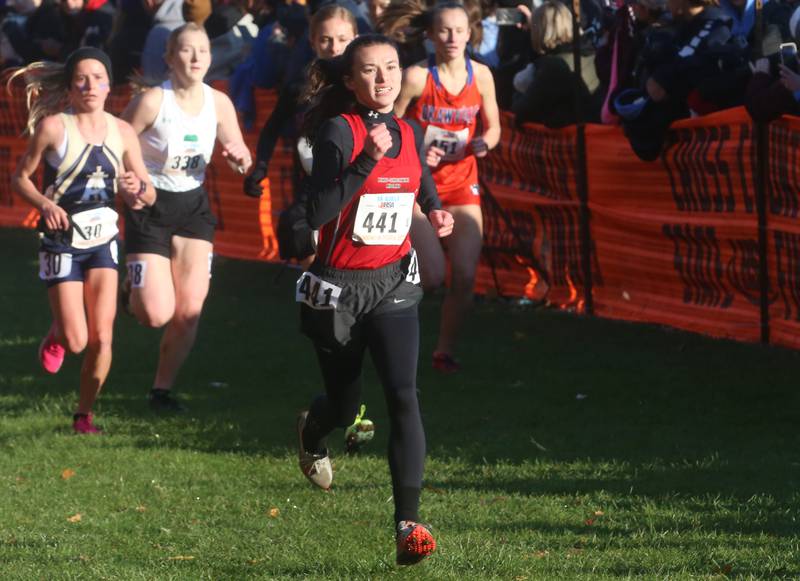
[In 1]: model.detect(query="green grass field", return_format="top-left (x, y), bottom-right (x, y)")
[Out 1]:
top-left (1, 226), bottom-right (798, 580)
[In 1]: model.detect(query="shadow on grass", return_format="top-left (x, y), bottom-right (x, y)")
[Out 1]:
top-left (2, 228), bottom-right (799, 525)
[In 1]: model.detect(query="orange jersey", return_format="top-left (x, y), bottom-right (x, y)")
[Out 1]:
top-left (406, 55), bottom-right (483, 205)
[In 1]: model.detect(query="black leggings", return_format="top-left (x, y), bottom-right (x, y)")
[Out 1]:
top-left (303, 304), bottom-right (425, 525)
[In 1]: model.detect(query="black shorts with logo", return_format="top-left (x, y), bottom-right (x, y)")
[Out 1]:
top-left (124, 186), bottom-right (217, 257)
top-left (299, 252), bottom-right (423, 350)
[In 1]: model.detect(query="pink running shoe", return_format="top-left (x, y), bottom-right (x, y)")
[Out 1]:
top-left (38, 328), bottom-right (65, 374)
top-left (432, 352), bottom-right (460, 374)
top-left (73, 413), bottom-right (102, 434)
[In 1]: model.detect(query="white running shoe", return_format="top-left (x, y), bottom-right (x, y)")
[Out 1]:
top-left (297, 411), bottom-right (333, 490)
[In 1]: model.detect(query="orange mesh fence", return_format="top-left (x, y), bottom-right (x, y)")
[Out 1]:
top-left (586, 107), bottom-right (762, 343)
top-left (203, 84), bottom-right (289, 261)
top-left (477, 112), bottom-right (585, 309)
top-left (0, 88), bottom-right (795, 348)
top-left (765, 115), bottom-right (800, 350)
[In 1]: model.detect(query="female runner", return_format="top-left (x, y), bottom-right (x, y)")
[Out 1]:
top-left (122, 23), bottom-right (251, 411)
top-left (11, 47), bottom-right (156, 432)
top-left (395, 1), bottom-right (501, 373)
top-left (295, 34), bottom-right (453, 565)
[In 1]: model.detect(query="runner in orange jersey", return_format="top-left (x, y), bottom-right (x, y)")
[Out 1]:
top-left (395, 1), bottom-right (500, 373)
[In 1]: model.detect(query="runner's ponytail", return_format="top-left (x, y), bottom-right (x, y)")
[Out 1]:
top-left (301, 34), bottom-right (400, 146)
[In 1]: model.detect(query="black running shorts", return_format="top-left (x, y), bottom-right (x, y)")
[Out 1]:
top-left (124, 187), bottom-right (217, 257)
top-left (299, 252), bottom-right (423, 349)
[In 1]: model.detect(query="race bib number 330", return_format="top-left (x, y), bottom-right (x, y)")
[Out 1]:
top-left (352, 192), bottom-right (415, 246)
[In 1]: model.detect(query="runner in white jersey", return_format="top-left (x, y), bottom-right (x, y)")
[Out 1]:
top-left (122, 22), bottom-right (251, 412)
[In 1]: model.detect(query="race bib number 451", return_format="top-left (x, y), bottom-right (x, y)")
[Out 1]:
top-left (424, 125), bottom-right (470, 162)
top-left (296, 272), bottom-right (342, 309)
top-left (352, 192), bottom-right (415, 246)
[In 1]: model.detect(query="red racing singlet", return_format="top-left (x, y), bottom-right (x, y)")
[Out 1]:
top-left (406, 55), bottom-right (483, 205)
top-left (316, 113), bottom-right (422, 270)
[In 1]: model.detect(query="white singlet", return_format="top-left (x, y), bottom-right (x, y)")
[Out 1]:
top-left (139, 80), bottom-right (217, 192)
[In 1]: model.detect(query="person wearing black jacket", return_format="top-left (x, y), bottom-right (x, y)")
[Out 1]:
top-left (5, 0), bottom-right (114, 63)
top-left (512, 1), bottom-right (601, 127)
top-left (745, 54), bottom-right (800, 122)
top-left (617, 0), bottom-right (732, 160)
top-left (243, 4), bottom-right (358, 200)
top-left (744, 5), bottom-right (800, 123)
top-left (293, 34), bottom-right (453, 566)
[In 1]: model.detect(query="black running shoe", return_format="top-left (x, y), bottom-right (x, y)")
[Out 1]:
top-left (148, 388), bottom-right (185, 412)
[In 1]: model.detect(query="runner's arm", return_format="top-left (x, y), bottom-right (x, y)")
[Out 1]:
top-left (121, 87), bottom-right (161, 134)
top-left (408, 119), bottom-right (442, 215)
top-left (11, 115), bottom-right (70, 230)
top-left (305, 117), bottom-right (379, 229)
top-left (117, 119), bottom-right (156, 208)
top-left (394, 65), bottom-right (427, 118)
top-left (474, 62), bottom-right (501, 151)
top-left (214, 89), bottom-right (252, 174)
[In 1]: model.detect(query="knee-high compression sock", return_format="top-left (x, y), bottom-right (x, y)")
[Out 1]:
top-left (303, 343), bottom-right (365, 454)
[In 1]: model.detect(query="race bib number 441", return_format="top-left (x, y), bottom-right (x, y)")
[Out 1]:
top-left (352, 192), bottom-right (415, 246)
top-left (296, 272), bottom-right (342, 309)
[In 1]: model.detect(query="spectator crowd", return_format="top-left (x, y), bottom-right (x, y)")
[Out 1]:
top-left (1, 0), bottom-right (799, 159)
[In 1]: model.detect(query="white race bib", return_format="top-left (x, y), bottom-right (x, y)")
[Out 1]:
top-left (163, 132), bottom-right (207, 176)
top-left (352, 192), bottom-right (415, 246)
top-left (424, 125), bottom-right (470, 162)
top-left (127, 260), bottom-right (147, 288)
top-left (70, 207), bottom-right (118, 250)
top-left (39, 251), bottom-right (73, 281)
top-left (405, 248), bottom-right (420, 285)
top-left (297, 137), bottom-right (313, 175)
top-left (296, 272), bottom-right (342, 309)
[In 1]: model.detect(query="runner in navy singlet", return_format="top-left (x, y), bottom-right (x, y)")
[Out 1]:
top-left (10, 47), bottom-right (156, 434)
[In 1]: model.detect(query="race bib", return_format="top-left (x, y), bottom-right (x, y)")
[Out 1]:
top-left (70, 207), bottom-right (118, 250)
top-left (424, 125), bottom-right (470, 162)
top-left (297, 137), bottom-right (313, 175)
top-left (39, 251), bottom-right (72, 281)
top-left (127, 260), bottom-right (147, 288)
top-left (405, 248), bottom-right (421, 285)
top-left (296, 271), bottom-right (342, 309)
top-left (163, 132), bottom-right (207, 176)
top-left (352, 192), bottom-right (415, 246)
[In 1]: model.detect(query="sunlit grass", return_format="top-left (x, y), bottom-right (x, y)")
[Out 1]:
top-left (0, 227), bottom-right (798, 579)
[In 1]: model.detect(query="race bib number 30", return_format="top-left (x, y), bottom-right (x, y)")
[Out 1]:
top-left (70, 207), bottom-right (118, 249)
top-left (39, 251), bottom-right (72, 281)
top-left (296, 272), bottom-right (342, 309)
top-left (424, 125), bottom-right (470, 162)
top-left (352, 192), bottom-right (415, 246)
